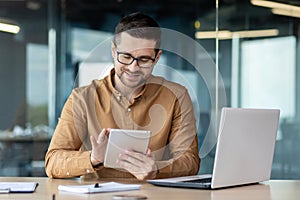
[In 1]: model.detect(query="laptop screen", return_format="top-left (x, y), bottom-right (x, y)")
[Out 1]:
top-left (211, 107), bottom-right (280, 188)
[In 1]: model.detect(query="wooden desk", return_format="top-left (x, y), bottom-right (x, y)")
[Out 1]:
top-left (0, 177), bottom-right (299, 200)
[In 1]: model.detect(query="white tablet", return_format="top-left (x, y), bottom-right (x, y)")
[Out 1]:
top-left (104, 129), bottom-right (152, 168)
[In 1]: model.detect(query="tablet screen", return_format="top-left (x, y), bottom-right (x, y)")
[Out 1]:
top-left (104, 129), bottom-right (151, 169)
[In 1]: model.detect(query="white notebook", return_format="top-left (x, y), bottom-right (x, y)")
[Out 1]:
top-left (0, 182), bottom-right (38, 193)
top-left (58, 182), bottom-right (141, 194)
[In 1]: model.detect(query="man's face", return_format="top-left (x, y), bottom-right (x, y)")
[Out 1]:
top-left (112, 32), bottom-right (161, 89)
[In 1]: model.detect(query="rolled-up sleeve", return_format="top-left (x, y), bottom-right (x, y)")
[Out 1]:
top-left (45, 92), bottom-right (100, 178)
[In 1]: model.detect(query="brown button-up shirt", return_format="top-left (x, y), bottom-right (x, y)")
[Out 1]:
top-left (45, 69), bottom-right (200, 180)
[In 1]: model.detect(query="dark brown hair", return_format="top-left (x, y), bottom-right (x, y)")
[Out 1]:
top-left (113, 12), bottom-right (161, 51)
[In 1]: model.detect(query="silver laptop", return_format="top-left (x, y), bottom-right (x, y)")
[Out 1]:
top-left (148, 107), bottom-right (280, 189)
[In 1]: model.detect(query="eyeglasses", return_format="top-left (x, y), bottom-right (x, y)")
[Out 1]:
top-left (116, 51), bottom-right (156, 68)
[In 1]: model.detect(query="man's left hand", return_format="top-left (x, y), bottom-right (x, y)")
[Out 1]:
top-left (117, 148), bottom-right (158, 180)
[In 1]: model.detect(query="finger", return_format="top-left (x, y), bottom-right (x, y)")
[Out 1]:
top-left (117, 159), bottom-right (151, 180)
top-left (146, 148), bottom-right (151, 156)
top-left (90, 135), bottom-right (97, 149)
top-left (123, 150), bottom-right (147, 162)
top-left (117, 159), bottom-right (144, 174)
top-left (119, 151), bottom-right (156, 173)
top-left (146, 148), bottom-right (155, 160)
top-left (97, 129), bottom-right (108, 143)
top-left (118, 153), bottom-right (146, 168)
top-left (117, 155), bottom-right (156, 180)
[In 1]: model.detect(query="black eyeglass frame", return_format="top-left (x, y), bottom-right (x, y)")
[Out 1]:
top-left (115, 50), bottom-right (158, 68)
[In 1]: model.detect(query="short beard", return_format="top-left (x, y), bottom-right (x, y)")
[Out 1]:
top-left (116, 69), bottom-right (146, 89)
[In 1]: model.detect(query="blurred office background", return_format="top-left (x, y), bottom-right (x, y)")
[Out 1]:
top-left (0, 0), bottom-right (299, 178)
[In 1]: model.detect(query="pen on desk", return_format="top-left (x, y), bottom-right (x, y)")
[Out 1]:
top-left (94, 183), bottom-right (101, 188)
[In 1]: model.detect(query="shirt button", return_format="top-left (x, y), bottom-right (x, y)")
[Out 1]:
top-left (117, 96), bottom-right (121, 101)
top-left (127, 108), bottom-right (131, 112)
top-left (86, 169), bottom-right (91, 173)
top-left (66, 172), bottom-right (70, 176)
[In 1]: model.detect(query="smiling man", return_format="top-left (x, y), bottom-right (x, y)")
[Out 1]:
top-left (45, 12), bottom-right (200, 181)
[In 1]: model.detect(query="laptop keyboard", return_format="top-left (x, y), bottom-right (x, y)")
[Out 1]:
top-left (181, 178), bottom-right (212, 184)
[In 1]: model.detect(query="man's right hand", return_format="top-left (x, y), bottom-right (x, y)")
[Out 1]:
top-left (90, 128), bottom-right (110, 166)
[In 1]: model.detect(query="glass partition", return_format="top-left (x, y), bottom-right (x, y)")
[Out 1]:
top-left (214, 0), bottom-right (300, 179)
top-left (0, 0), bottom-right (49, 176)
